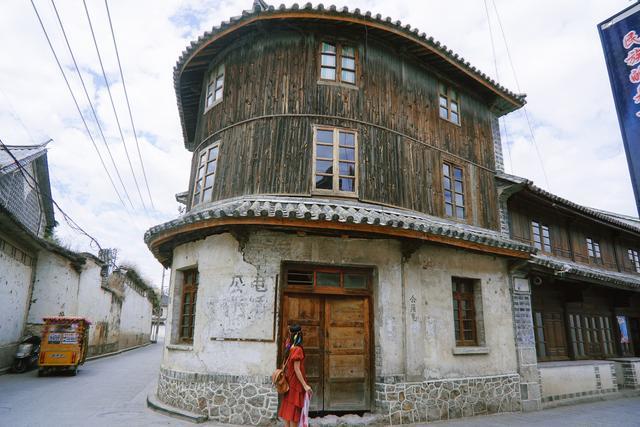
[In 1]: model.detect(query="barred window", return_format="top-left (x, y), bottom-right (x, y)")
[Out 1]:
top-left (567, 314), bottom-right (615, 358)
top-left (452, 278), bottom-right (477, 346)
top-left (443, 162), bottom-right (465, 219)
top-left (205, 64), bottom-right (225, 110)
top-left (320, 42), bottom-right (356, 85)
top-left (179, 269), bottom-right (199, 343)
top-left (628, 249), bottom-right (640, 273)
top-left (531, 221), bottom-right (552, 252)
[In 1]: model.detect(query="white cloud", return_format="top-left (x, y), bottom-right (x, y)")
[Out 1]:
top-left (0, 0), bottom-right (636, 288)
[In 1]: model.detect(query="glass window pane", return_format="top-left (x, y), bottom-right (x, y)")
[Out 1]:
top-left (342, 57), bottom-right (356, 70)
top-left (444, 190), bottom-right (452, 203)
top-left (204, 174), bottom-right (215, 188)
top-left (443, 176), bottom-right (452, 190)
top-left (316, 129), bottom-right (334, 144)
top-left (202, 188), bottom-right (213, 201)
top-left (454, 167), bottom-right (463, 180)
top-left (456, 206), bottom-right (465, 219)
top-left (451, 102), bottom-right (458, 113)
top-left (450, 89), bottom-right (458, 100)
top-left (195, 180), bottom-right (202, 193)
top-left (451, 112), bottom-right (459, 124)
top-left (339, 132), bottom-right (355, 147)
top-left (339, 178), bottom-right (355, 192)
top-left (209, 146), bottom-right (219, 160)
top-left (339, 162), bottom-right (355, 176)
top-left (344, 274), bottom-right (367, 289)
top-left (454, 180), bottom-right (463, 193)
top-left (287, 270), bottom-right (314, 286)
top-left (207, 161), bottom-right (217, 174)
top-left (316, 160), bottom-right (333, 174)
top-left (321, 54), bottom-right (336, 67)
top-left (341, 70), bottom-right (356, 83)
top-left (316, 144), bottom-right (333, 159)
top-left (455, 193), bottom-right (464, 206)
top-left (321, 67), bottom-right (336, 80)
top-left (439, 95), bottom-right (448, 107)
top-left (315, 175), bottom-right (332, 190)
top-left (439, 106), bottom-right (448, 119)
top-left (215, 77), bottom-right (224, 90)
top-left (342, 45), bottom-right (355, 57)
top-left (192, 192), bottom-right (200, 204)
top-left (445, 204), bottom-right (453, 216)
top-left (214, 88), bottom-right (223, 100)
top-left (317, 272), bottom-right (339, 287)
top-left (443, 163), bottom-right (450, 176)
top-left (321, 42), bottom-right (336, 53)
top-left (339, 147), bottom-right (355, 161)
top-left (464, 330), bottom-right (474, 340)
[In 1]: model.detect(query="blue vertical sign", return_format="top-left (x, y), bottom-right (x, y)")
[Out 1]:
top-left (599, 4), bottom-right (640, 216)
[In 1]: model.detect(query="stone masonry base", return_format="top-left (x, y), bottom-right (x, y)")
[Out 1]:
top-left (157, 367), bottom-right (277, 425)
top-left (374, 373), bottom-right (522, 425)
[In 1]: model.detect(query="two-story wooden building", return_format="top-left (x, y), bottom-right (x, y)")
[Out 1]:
top-left (144, 2), bottom-right (545, 425)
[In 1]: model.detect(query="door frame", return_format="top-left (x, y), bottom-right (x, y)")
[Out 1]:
top-left (277, 262), bottom-right (375, 414)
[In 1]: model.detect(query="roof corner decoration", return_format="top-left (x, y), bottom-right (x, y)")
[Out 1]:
top-left (173, 5), bottom-right (527, 147)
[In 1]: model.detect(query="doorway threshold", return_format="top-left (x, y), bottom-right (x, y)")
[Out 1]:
top-left (309, 412), bottom-right (383, 426)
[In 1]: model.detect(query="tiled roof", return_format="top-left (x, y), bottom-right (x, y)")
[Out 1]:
top-left (531, 254), bottom-right (640, 290)
top-left (496, 172), bottom-right (640, 235)
top-left (0, 143), bottom-right (48, 175)
top-left (144, 195), bottom-right (533, 254)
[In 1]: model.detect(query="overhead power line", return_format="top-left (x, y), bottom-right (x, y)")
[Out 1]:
top-left (105, 0), bottom-right (155, 210)
top-left (83, 0), bottom-right (148, 213)
top-left (0, 137), bottom-right (102, 251)
top-left (490, 0), bottom-right (551, 190)
top-left (49, 0), bottom-right (136, 210)
top-left (30, 0), bottom-right (128, 211)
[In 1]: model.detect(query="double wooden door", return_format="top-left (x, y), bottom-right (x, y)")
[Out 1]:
top-left (281, 293), bottom-right (370, 413)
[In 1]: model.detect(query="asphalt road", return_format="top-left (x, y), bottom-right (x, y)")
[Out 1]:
top-left (0, 340), bottom-right (190, 427)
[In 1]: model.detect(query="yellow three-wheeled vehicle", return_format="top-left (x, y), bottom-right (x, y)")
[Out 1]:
top-left (38, 316), bottom-right (90, 376)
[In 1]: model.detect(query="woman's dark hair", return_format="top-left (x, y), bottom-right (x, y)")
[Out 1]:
top-left (286, 324), bottom-right (303, 354)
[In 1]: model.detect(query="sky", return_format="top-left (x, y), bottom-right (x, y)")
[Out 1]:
top-left (0, 0), bottom-right (636, 289)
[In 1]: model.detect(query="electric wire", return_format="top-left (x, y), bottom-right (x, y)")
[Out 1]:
top-left (490, 0), bottom-right (551, 189)
top-left (0, 137), bottom-right (102, 251)
top-left (50, 0), bottom-right (136, 210)
top-left (82, 0), bottom-right (147, 213)
top-left (105, 0), bottom-right (155, 210)
top-left (30, 0), bottom-right (128, 211)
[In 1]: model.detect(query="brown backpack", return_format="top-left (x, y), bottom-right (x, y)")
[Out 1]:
top-left (271, 352), bottom-right (291, 394)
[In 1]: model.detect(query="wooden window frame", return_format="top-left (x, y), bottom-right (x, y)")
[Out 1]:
top-left (283, 264), bottom-right (371, 296)
top-left (192, 140), bottom-right (220, 207)
top-left (567, 313), bottom-right (615, 359)
top-left (438, 82), bottom-right (461, 125)
top-left (628, 248), bottom-right (640, 273)
top-left (452, 277), bottom-right (477, 347)
top-left (442, 160), bottom-right (467, 221)
top-left (204, 63), bottom-right (225, 112)
top-left (179, 269), bottom-right (199, 343)
top-left (312, 126), bottom-right (358, 197)
top-left (318, 41), bottom-right (358, 86)
top-left (531, 220), bottom-right (552, 253)
top-left (586, 237), bottom-right (602, 264)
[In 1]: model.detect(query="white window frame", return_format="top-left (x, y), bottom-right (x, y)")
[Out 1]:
top-left (192, 140), bottom-right (220, 207)
top-left (204, 64), bottom-right (225, 112)
top-left (312, 126), bottom-right (358, 197)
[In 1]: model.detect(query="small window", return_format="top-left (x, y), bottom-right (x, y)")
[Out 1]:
top-left (439, 82), bottom-right (460, 125)
top-left (586, 237), bottom-right (601, 261)
top-left (313, 127), bottom-right (357, 195)
top-left (531, 221), bottom-right (552, 253)
top-left (179, 269), bottom-right (199, 343)
top-left (205, 64), bottom-right (225, 110)
top-left (285, 265), bottom-right (370, 290)
top-left (319, 42), bottom-right (356, 85)
top-left (192, 141), bottom-right (220, 207)
top-left (452, 278), bottom-right (477, 346)
top-left (628, 249), bottom-right (640, 273)
top-left (442, 162), bottom-right (465, 220)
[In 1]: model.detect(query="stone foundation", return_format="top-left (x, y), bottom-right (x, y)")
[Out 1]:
top-left (611, 358), bottom-right (640, 390)
top-left (375, 373), bottom-right (522, 425)
top-left (157, 367), bottom-right (278, 425)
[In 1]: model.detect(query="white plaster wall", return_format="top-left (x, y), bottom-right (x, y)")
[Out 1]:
top-left (118, 282), bottom-right (152, 349)
top-left (27, 250), bottom-right (80, 324)
top-left (0, 246), bottom-right (33, 368)
top-left (162, 230), bottom-right (517, 382)
top-left (540, 364), bottom-right (598, 398)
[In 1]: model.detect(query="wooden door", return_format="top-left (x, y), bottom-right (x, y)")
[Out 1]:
top-left (282, 294), bottom-right (324, 411)
top-left (324, 297), bottom-right (370, 411)
top-left (543, 312), bottom-right (568, 359)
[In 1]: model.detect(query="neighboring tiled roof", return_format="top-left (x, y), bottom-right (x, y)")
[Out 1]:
top-left (496, 172), bottom-right (640, 235)
top-left (531, 254), bottom-right (640, 290)
top-left (144, 195), bottom-right (533, 254)
top-left (0, 143), bottom-right (48, 175)
top-left (174, 2), bottom-right (526, 144)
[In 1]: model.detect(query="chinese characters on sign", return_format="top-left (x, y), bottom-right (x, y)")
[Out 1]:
top-left (623, 38), bottom-right (640, 114)
top-left (409, 295), bottom-right (417, 322)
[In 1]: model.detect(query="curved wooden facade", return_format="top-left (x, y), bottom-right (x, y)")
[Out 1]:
top-left (184, 22), bottom-right (514, 230)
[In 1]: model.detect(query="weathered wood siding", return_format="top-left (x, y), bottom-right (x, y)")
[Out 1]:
top-left (187, 27), bottom-right (500, 229)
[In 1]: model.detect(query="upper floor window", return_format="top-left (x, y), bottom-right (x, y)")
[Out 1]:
top-left (628, 249), bottom-right (640, 273)
top-left (452, 278), bottom-right (477, 347)
top-left (586, 237), bottom-right (601, 261)
top-left (442, 162), bottom-right (465, 219)
top-left (179, 269), bottom-right (199, 343)
top-left (531, 221), bottom-right (552, 253)
top-left (313, 127), bottom-right (357, 196)
top-left (205, 64), bottom-right (225, 110)
top-left (192, 141), bottom-right (220, 207)
top-left (439, 82), bottom-right (460, 125)
top-left (319, 42), bottom-right (356, 85)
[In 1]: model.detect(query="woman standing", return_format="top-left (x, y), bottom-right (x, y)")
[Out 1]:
top-left (279, 324), bottom-right (312, 426)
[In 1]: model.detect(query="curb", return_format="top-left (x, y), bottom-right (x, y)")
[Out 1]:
top-left (147, 392), bottom-right (208, 424)
top-left (86, 342), bottom-right (153, 362)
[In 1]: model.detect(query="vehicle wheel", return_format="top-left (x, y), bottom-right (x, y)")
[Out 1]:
top-left (13, 359), bottom-right (26, 373)
top-left (38, 368), bottom-right (45, 377)
top-left (70, 367), bottom-right (78, 376)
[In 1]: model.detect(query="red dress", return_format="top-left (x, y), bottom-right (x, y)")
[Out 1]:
top-left (278, 346), bottom-right (307, 422)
